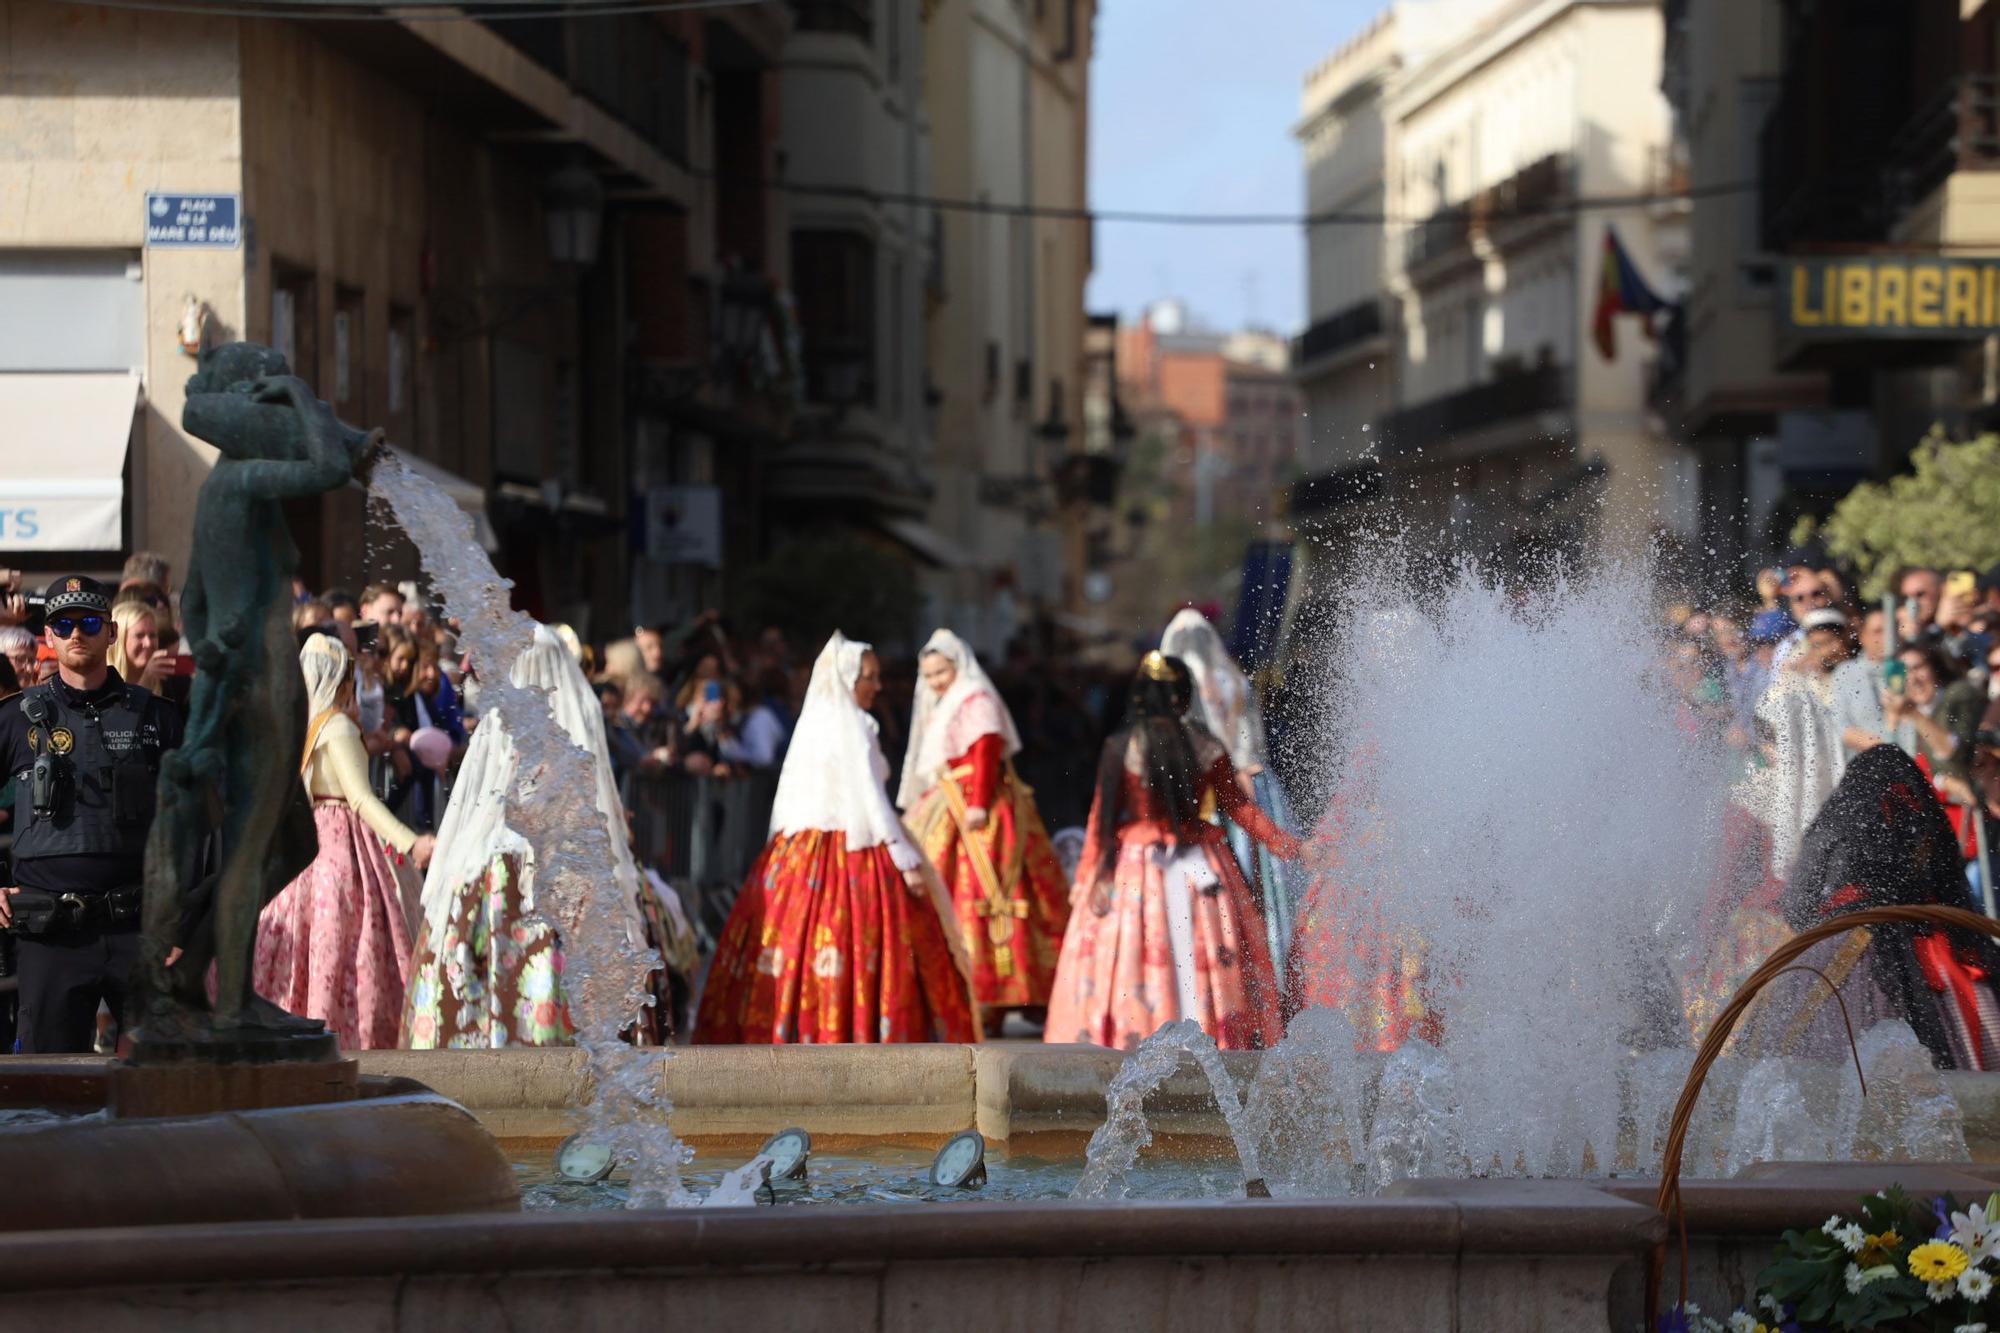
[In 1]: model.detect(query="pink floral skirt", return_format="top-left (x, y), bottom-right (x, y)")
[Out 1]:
top-left (253, 800), bottom-right (414, 1050)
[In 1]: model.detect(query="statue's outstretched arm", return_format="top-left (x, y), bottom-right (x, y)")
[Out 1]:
top-left (220, 376), bottom-right (366, 498)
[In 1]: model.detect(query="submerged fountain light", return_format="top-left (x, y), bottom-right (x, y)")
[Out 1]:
top-left (758, 1128), bottom-right (812, 1182)
top-left (554, 1134), bottom-right (616, 1184)
top-left (930, 1130), bottom-right (988, 1189)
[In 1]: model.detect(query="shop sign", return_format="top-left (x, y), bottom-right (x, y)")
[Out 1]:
top-left (144, 193), bottom-right (241, 248)
top-left (1784, 256), bottom-right (2000, 338)
top-left (644, 486), bottom-right (722, 568)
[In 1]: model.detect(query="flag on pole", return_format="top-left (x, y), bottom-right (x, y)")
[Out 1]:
top-left (1590, 225), bottom-right (1667, 360)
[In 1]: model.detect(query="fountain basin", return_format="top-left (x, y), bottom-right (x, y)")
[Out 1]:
top-left (353, 1044), bottom-right (2000, 1161)
top-left (0, 1060), bottom-right (518, 1232)
top-left (0, 1182), bottom-right (1661, 1332)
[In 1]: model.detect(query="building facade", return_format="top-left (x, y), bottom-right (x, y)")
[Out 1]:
top-left (1291, 0), bottom-right (1691, 577)
top-left (0, 0), bottom-right (798, 642)
top-left (921, 0), bottom-right (1096, 658)
top-left (1659, 0), bottom-right (2000, 575)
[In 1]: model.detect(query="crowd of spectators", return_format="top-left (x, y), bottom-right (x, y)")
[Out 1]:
top-left (1668, 550), bottom-right (2000, 893)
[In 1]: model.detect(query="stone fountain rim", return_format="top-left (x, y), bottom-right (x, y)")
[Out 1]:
top-left (0, 1183), bottom-right (1666, 1293)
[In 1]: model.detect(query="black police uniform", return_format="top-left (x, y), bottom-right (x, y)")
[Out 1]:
top-left (0, 666), bottom-right (182, 1052)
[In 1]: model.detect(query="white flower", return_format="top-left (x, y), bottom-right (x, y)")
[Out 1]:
top-left (1728, 1312), bottom-right (1759, 1333)
top-left (1836, 1223), bottom-right (1868, 1253)
top-left (1934, 1279), bottom-right (1962, 1303)
top-left (1847, 1263), bottom-right (1869, 1294)
top-left (1758, 1294), bottom-right (1784, 1317)
top-left (1955, 1205), bottom-right (2000, 1264)
top-left (1964, 1269), bottom-right (1996, 1303)
top-left (810, 945), bottom-right (844, 979)
top-left (1824, 1215), bottom-right (1845, 1236)
top-left (1956, 1323), bottom-right (1989, 1333)
top-left (755, 946), bottom-right (784, 977)
top-left (1697, 1319), bottom-right (1724, 1333)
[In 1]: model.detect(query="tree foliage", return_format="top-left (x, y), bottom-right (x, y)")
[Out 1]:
top-left (738, 531), bottom-right (918, 653)
top-left (1822, 430), bottom-right (2000, 597)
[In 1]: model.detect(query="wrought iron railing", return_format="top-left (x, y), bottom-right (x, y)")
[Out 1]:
top-left (1292, 298), bottom-right (1385, 366)
top-left (1373, 362), bottom-right (1572, 458)
top-left (1886, 73), bottom-right (2000, 224)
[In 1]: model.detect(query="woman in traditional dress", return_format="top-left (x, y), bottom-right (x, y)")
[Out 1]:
top-left (1748, 744), bottom-right (2000, 1069)
top-left (1045, 651), bottom-right (1297, 1051)
top-left (694, 632), bottom-right (978, 1044)
top-left (1160, 609), bottom-right (1304, 988)
top-left (1282, 745), bottom-right (1444, 1051)
top-left (897, 629), bottom-right (1069, 1025)
top-left (402, 624), bottom-right (693, 1048)
top-left (254, 634), bottom-right (435, 1050)
top-left (1678, 680), bottom-right (1838, 1046)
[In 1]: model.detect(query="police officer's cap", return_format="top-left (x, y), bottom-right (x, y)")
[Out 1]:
top-left (42, 575), bottom-right (112, 617)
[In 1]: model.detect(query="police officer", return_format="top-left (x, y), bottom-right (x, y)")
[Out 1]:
top-left (0, 576), bottom-right (183, 1052)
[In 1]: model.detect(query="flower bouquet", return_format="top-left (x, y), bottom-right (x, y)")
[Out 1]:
top-left (1663, 1186), bottom-right (1999, 1333)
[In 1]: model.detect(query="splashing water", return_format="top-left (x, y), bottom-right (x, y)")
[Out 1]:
top-left (369, 457), bottom-right (693, 1207)
top-left (1071, 1021), bottom-right (1263, 1200)
top-left (1297, 557), bottom-right (1727, 1181)
top-left (1077, 552), bottom-right (1970, 1194)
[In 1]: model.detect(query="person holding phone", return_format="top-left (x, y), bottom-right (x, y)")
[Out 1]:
top-left (680, 676), bottom-right (739, 778)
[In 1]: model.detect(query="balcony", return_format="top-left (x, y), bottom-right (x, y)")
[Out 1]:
top-left (1373, 362), bottom-right (1572, 460)
top-left (789, 0), bottom-right (873, 41)
top-left (1404, 154), bottom-right (1573, 275)
top-left (1292, 298), bottom-right (1385, 369)
top-left (471, 13), bottom-right (691, 165)
top-left (1405, 206), bottom-right (1473, 271)
top-left (1885, 74), bottom-right (2000, 229)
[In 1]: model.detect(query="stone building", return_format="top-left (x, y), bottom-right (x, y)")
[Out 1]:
top-left (1290, 0), bottom-right (1691, 577)
top-left (921, 0), bottom-right (1096, 657)
top-left (1657, 0), bottom-right (2000, 574)
top-left (0, 0), bottom-right (796, 639)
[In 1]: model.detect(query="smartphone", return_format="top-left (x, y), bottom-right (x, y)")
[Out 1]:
top-left (353, 620), bottom-right (380, 654)
top-left (703, 680), bottom-right (724, 703)
top-left (1883, 658), bottom-right (1907, 695)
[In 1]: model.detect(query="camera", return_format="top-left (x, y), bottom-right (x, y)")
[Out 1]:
top-left (353, 620), bottom-right (380, 653)
top-left (21, 591), bottom-right (46, 638)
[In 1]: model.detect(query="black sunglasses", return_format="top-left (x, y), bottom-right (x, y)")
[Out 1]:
top-left (47, 615), bottom-right (105, 639)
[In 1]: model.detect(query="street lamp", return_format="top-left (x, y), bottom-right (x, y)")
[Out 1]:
top-left (542, 162), bottom-right (605, 267)
top-left (714, 271), bottom-right (770, 367)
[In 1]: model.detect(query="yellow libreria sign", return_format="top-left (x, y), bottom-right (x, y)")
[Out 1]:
top-left (1786, 257), bottom-right (2000, 337)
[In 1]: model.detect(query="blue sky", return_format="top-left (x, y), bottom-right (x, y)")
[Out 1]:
top-left (1087, 0), bottom-right (1379, 335)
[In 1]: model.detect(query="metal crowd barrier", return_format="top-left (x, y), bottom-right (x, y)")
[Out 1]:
top-left (625, 769), bottom-right (780, 939)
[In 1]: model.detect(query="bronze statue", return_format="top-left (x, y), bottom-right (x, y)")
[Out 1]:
top-left (131, 343), bottom-right (381, 1059)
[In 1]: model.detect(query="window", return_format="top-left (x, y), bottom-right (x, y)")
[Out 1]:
top-left (789, 0), bottom-right (872, 42)
top-left (271, 261), bottom-right (316, 379)
top-left (333, 285), bottom-right (364, 407)
top-left (887, 257), bottom-right (904, 420)
top-left (791, 229), bottom-right (877, 407)
top-left (1736, 78), bottom-right (1779, 299)
top-left (387, 305), bottom-right (415, 419)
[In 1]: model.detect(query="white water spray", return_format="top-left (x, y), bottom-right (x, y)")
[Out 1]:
top-left (369, 458), bottom-right (693, 1207)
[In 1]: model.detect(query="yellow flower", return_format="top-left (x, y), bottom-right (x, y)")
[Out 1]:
top-left (1910, 1241), bottom-right (1972, 1283)
top-left (1859, 1231), bottom-right (1904, 1266)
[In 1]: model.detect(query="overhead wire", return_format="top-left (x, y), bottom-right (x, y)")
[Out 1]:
top-left (692, 168), bottom-right (1753, 229)
top-left (43, 0), bottom-right (770, 22)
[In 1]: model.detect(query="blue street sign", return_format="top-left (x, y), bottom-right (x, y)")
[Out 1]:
top-left (144, 192), bottom-right (241, 249)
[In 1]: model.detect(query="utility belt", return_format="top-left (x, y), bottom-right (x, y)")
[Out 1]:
top-left (8, 885), bottom-right (143, 936)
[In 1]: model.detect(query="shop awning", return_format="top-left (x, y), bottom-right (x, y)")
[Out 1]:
top-left (354, 447), bottom-right (497, 553)
top-left (0, 373), bottom-right (140, 551)
top-left (874, 515), bottom-right (967, 569)
top-left (388, 448), bottom-right (500, 553)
